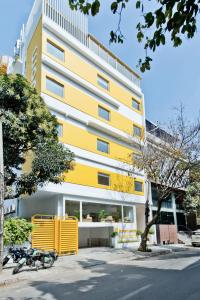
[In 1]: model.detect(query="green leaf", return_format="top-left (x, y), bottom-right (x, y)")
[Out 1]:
top-left (136, 1), bottom-right (140, 9)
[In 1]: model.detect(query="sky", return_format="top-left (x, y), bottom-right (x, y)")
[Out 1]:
top-left (0, 0), bottom-right (199, 125)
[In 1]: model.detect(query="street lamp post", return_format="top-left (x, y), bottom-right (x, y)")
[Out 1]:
top-left (0, 120), bottom-right (4, 271)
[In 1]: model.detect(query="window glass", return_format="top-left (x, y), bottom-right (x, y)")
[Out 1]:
top-left (134, 181), bottom-right (143, 192)
top-left (47, 40), bottom-right (65, 61)
top-left (133, 125), bottom-right (142, 137)
top-left (98, 173), bottom-right (110, 186)
top-left (97, 75), bottom-right (109, 90)
top-left (97, 139), bottom-right (109, 153)
top-left (46, 77), bottom-right (64, 97)
top-left (57, 124), bottom-right (63, 137)
top-left (132, 99), bottom-right (141, 111)
top-left (98, 106), bottom-right (110, 121)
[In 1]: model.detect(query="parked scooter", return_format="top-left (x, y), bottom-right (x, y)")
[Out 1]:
top-left (12, 248), bottom-right (57, 274)
top-left (3, 247), bottom-right (27, 266)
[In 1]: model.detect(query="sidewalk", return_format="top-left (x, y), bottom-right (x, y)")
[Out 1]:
top-left (0, 245), bottom-right (190, 287)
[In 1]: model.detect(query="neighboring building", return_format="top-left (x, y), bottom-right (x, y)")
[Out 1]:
top-left (146, 120), bottom-right (187, 243)
top-left (12, 0), bottom-right (146, 247)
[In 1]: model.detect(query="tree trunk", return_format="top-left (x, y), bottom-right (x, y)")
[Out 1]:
top-left (0, 121), bottom-right (4, 272)
top-left (138, 200), bottom-right (162, 252)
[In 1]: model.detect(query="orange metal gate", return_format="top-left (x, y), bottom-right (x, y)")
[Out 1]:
top-left (32, 215), bottom-right (78, 255)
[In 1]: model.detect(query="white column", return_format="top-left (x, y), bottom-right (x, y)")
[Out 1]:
top-left (57, 195), bottom-right (65, 217)
top-left (172, 193), bottom-right (177, 227)
top-left (121, 205), bottom-right (124, 223)
top-left (133, 205), bottom-right (136, 225)
top-left (80, 201), bottom-right (83, 222)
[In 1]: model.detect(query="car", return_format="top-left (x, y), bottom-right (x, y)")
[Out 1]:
top-left (191, 230), bottom-right (200, 247)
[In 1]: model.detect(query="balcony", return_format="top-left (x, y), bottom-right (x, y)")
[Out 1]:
top-left (88, 35), bottom-right (141, 88)
top-left (42, 0), bottom-right (141, 88)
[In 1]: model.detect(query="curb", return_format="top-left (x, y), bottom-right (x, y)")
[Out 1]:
top-left (133, 249), bottom-right (172, 260)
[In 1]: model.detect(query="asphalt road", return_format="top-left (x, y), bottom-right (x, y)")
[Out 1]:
top-left (1, 249), bottom-right (200, 300)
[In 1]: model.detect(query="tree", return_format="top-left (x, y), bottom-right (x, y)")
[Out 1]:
top-left (69, 0), bottom-right (200, 71)
top-left (0, 73), bottom-right (74, 198)
top-left (184, 182), bottom-right (200, 213)
top-left (0, 73), bottom-right (74, 270)
top-left (132, 106), bottom-right (200, 251)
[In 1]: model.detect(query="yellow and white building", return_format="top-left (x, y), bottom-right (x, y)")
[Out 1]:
top-left (14, 0), bottom-right (146, 247)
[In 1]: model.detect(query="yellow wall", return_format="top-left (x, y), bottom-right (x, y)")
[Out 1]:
top-left (42, 34), bottom-right (144, 114)
top-left (58, 119), bottom-right (137, 163)
top-left (42, 71), bottom-right (144, 137)
top-left (26, 18), bottom-right (42, 92)
top-left (64, 163), bottom-right (144, 195)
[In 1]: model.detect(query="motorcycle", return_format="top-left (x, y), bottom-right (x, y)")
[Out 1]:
top-left (3, 247), bottom-right (27, 266)
top-left (12, 248), bottom-right (57, 274)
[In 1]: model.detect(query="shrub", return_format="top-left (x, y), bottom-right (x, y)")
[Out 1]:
top-left (3, 218), bottom-right (34, 246)
top-left (136, 230), bottom-right (143, 236)
top-left (111, 231), bottom-right (118, 238)
top-left (149, 228), bottom-right (155, 235)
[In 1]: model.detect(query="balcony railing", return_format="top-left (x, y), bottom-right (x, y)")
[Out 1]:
top-left (42, 0), bottom-right (141, 88)
top-left (88, 35), bottom-right (141, 88)
top-left (43, 0), bottom-right (88, 46)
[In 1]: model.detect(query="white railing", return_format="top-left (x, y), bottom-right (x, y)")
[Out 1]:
top-left (43, 0), bottom-right (88, 46)
top-left (26, 0), bottom-right (141, 88)
top-left (88, 36), bottom-right (141, 88)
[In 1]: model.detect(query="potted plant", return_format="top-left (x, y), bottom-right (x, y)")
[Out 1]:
top-left (111, 231), bottom-right (118, 248)
top-left (98, 209), bottom-right (108, 222)
top-left (124, 216), bottom-right (131, 223)
top-left (112, 211), bottom-right (120, 222)
top-left (74, 210), bottom-right (80, 221)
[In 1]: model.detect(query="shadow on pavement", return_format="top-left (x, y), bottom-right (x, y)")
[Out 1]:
top-left (2, 250), bottom-right (200, 300)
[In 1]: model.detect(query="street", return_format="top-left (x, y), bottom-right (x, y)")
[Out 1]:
top-left (1, 249), bottom-right (200, 300)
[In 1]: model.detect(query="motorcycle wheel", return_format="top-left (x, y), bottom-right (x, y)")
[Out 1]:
top-left (12, 263), bottom-right (23, 275)
top-left (3, 257), bottom-right (10, 266)
top-left (43, 256), bottom-right (55, 269)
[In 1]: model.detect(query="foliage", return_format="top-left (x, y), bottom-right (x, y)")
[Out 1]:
top-left (0, 65), bottom-right (7, 76)
top-left (111, 231), bottom-right (118, 238)
top-left (3, 218), bottom-right (33, 246)
top-left (73, 210), bottom-right (80, 221)
top-left (132, 106), bottom-right (200, 251)
top-left (69, 0), bottom-right (200, 71)
top-left (98, 209), bottom-right (108, 220)
top-left (136, 229), bottom-right (143, 236)
top-left (112, 210), bottom-right (121, 222)
top-left (0, 73), bottom-right (74, 198)
top-left (148, 228), bottom-right (155, 235)
top-left (185, 182), bottom-right (200, 213)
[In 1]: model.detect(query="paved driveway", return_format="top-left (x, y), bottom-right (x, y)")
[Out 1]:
top-left (1, 248), bottom-right (200, 300)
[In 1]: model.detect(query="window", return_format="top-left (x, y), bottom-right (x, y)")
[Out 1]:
top-left (132, 99), bottom-right (141, 111)
top-left (97, 139), bottom-right (109, 154)
top-left (97, 75), bottom-right (109, 90)
top-left (98, 173), bottom-right (110, 186)
top-left (47, 40), bottom-right (65, 61)
top-left (134, 181), bottom-right (143, 192)
top-left (98, 106), bottom-right (110, 121)
top-left (133, 125), bottom-right (142, 137)
top-left (46, 77), bottom-right (64, 97)
top-left (57, 124), bottom-right (63, 137)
